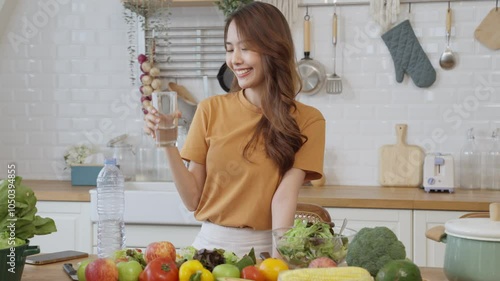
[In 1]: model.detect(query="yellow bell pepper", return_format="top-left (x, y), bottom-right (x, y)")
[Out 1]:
top-left (179, 260), bottom-right (214, 281)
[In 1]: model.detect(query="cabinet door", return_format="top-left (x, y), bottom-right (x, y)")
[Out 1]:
top-left (413, 210), bottom-right (468, 267)
top-left (326, 208), bottom-right (413, 259)
top-left (29, 202), bottom-right (92, 253)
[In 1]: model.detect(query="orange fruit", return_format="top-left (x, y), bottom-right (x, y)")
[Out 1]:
top-left (258, 258), bottom-right (289, 281)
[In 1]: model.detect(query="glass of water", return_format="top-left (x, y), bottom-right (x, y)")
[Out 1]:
top-left (152, 91), bottom-right (178, 147)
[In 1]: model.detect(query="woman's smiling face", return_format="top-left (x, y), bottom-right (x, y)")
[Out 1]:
top-left (225, 21), bottom-right (265, 92)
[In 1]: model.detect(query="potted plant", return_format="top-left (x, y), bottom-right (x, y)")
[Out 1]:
top-left (64, 144), bottom-right (103, 186)
top-left (0, 176), bottom-right (57, 281)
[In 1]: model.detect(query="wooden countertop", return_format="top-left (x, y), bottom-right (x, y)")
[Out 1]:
top-left (21, 255), bottom-right (449, 281)
top-left (299, 185), bottom-right (500, 211)
top-left (24, 180), bottom-right (94, 202)
top-left (24, 180), bottom-right (500, 211)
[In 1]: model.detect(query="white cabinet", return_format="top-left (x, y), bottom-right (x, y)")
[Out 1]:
top-left (29, 201), bottom-right (92, 253)
top-left (91, 224), bottom-right (201, 254)
top-left (413, 210), bottom-right (468, 267)
top-left (325, 208), bottom-right (475, 267)
top-left (326, 208), bottom-right (413, 259)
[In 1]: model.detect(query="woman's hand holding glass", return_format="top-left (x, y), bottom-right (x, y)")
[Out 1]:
top-left (143, 106), bottom-right (182, 146)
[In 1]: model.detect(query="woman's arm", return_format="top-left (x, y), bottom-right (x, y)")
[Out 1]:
top-left (271, 167), bottom-right (306, 257)
top-left (144, 108), bottom-right (206, 211)
top-left (163, 147), bottom-right (206, 211)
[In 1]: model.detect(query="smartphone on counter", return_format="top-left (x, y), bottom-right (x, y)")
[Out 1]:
top-left (25, 250), bottom-right (88, 265)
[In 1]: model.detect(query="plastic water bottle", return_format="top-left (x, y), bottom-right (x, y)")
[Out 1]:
top-left (96, 158), bottom-right (125, 258)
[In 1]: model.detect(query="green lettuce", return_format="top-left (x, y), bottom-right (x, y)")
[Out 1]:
top-left (276, 219), bottom-right (346, 266)
top-left (0, 176), bottom-right (57, 249)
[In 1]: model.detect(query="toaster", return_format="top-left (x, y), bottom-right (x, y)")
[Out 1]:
top-left (423, 153), bottom-right (455, 193)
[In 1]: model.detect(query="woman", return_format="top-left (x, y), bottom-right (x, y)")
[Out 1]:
top-left (144, 2), bottom-right (325, 257)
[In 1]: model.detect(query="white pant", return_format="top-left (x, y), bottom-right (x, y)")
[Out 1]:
top-left (192, 221), bottom-right (273, 257)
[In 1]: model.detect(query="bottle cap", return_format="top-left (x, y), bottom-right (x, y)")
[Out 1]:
top-left (104, 158), bottom-right (117, 165)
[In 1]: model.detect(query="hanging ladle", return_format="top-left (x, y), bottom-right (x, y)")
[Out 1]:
top-left (439, 2), bottom-right (456, 70)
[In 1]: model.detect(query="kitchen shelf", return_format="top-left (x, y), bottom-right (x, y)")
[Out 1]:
top-left (299, 0), bottom-right (495, 7)
top-left (170, 0), bottom-right (215, 7)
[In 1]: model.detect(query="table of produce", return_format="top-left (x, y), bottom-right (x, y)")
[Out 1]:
top-left (23, 220), bottom-right (434, 281)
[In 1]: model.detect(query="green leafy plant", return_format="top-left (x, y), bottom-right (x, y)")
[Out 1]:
top-left (0, 176), bottom-right (57, 249)
top-left (215, 0), bottom-right (254, 18)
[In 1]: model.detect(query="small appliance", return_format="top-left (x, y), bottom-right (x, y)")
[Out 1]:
top-left (423, 153), bottom-right (455, 193)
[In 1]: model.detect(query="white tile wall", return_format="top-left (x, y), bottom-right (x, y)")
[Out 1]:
top-left (0, 0), bottom-right (498, 186)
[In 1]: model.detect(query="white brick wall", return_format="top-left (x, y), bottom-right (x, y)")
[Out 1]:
top-left (0, 0), bottom-right (498, 185)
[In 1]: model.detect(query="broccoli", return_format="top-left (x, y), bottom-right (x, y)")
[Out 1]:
top-left (345, 226), bottom-right (406, 277)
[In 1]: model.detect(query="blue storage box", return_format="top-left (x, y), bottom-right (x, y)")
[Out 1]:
top-left (71, 165), bottom-right (103, 186)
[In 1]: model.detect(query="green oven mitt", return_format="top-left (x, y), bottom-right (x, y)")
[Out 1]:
top-left (382, 20), bottom-right (436, 88)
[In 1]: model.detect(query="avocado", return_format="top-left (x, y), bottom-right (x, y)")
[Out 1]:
top-left (375, 259), bottom-right (423, 281)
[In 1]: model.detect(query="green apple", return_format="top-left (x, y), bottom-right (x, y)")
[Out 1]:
top-left (212, 264), bottom-right (241, 279)
top-left (77, 259), bottom-right (91, 281)
top-left (117, 260), bottom-right (143, 281)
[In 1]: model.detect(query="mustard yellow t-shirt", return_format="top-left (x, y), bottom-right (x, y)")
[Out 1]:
top-left (180, 90), bottom-right (325, 230)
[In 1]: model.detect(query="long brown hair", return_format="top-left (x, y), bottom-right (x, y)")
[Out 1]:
top-left (224, 2), bottom-right (306, 177)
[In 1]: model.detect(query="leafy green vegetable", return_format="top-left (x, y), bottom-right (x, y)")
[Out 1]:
top-left (345, 226), bottom-right (406, 277)
top-left (0, 231), bottom-right (25, 249)
top-left (0, 176), bottom-right (57, 249)
top-left (276, 219), bottom-right (346, 267)
top-left (223, 250), bottom-right (238, 265)
top-left (193, 248), bottom-right (226, 271)
top-left (177, 246), bottom-right (197, 261)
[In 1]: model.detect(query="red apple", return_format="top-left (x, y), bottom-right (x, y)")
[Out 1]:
top-left (144, 241), bottom-right (176, 263)
top-left (308, 257), bottom-right (337, 268)
top-left (85, 258), bottom-right (118, 281)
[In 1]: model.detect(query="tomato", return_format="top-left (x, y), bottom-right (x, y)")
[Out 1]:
top-left (241, 265), bottom-right (266, 281)
top-left (139, 257), bottom-right (178, 281)
top-left (258, 258), bottom-right (289, 281)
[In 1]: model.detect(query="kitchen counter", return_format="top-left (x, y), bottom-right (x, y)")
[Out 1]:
top-left (24, 180), bottom-right (94, 202)
top-left (24, 180), bottom-right (500, 211)
top-left (21, 255), bottom-right (448, 281)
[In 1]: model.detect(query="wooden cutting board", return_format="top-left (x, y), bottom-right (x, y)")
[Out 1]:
top-left (474, 8), bottom-right (500, 50)
top-left (168, 82), bottom-right (198, 104)
top-left (379, 124), bottom-right (424, 187)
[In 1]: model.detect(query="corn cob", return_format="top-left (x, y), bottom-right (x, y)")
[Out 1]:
top-left (278, 266), bottom-right (373, 281)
